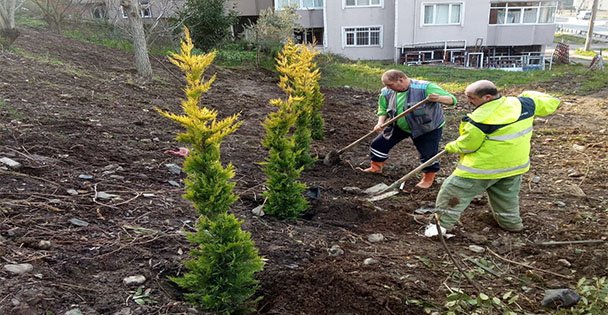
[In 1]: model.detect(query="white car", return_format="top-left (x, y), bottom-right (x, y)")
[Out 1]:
top-left (577, 11), bottom-right (592, 20)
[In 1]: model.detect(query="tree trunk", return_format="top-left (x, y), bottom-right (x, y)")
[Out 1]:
top-left (0, 0), bottom-right (19, 48)
top-left (0, 0), bottom-right (16, 29)
top-left (584, 0), bottom-right (600, 51)
top-left (122, 0), bottom-right (153, 78)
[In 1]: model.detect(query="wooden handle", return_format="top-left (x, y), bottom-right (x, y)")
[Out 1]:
top-left (382, 150), bottom-right (447, 192)
top-left (337, 98), bottom-right (430, 155)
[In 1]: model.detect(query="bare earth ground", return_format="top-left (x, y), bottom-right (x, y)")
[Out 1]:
top-left (1, 27), bottom-right (607, 315)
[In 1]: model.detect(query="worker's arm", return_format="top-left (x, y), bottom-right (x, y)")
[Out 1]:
top-left (426, 82), bottom-right (457, 105)
top-left (445, 120), bottom-right (485, 154)
top-left (519, 91), bottom-right (561, 117)
top-left (374, 115), bottom-right (387, 132)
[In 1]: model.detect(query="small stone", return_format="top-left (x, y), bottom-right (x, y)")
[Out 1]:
top-left (541, 288), bottom-right (581, 309)
top-left (123, 275), bottom-right (146, 286)
top-left (64, 308), bottom-right (84, 315)
top-left (567, 169), bottom-right (582, 177)
top-left (168, 180), bottom-right (180, 187)
top-left (78, 174), bottom-right (93, 180)
top-left (0, 157), bottom-right (22, 169)
top-left (572, 144), bottom-right (586, 152)
top-left (4, 263), bottom-right (34, 275)
top-left (328, 245), bottom-right (344, 256)
top-left (468, 245), bottom-right (485, 253)
top-left (165, 163), bottom-right (182, 175)
top-left (112, 308), bottom-right (132, 315)
top-left (555, 201), bottom-right (566, 208)
top-left (557, 259), bottom-right (572, 267)
top-left (251, 205), bottom-right (264, 217)
top-left (96, 191), bottom-right (118, 200)
top-left (66, 189), bottom-right (79, 195)
top-left (363, 258), bottom-right (379, 265)
top-left (142, 193), bottom-right (155, 198)
top-left (69, 218), bottom-right (89, 227)
top-left (532, 175), bottom-right (541, 183)
top-left (342, 186), bottom-right (362, 193)
top-left (37, 240), bottom-right (52, 249)
top-left (367, 233), bottom-right (384, 243)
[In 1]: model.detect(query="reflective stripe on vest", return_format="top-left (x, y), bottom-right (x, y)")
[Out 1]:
top-left (456, 160), bottom-right (530, 175)
top-left (487, 126), bottom-right (533, 141)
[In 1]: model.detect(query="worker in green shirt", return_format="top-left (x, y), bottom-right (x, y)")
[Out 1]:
top-left (359, 69), bottom-right (457, 189)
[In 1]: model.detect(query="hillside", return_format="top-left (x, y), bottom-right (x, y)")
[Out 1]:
top-left (1, 26), bottom-right (607, 314)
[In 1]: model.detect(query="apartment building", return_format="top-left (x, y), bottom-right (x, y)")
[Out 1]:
top-left (92, 0), bottom-right (559, 67)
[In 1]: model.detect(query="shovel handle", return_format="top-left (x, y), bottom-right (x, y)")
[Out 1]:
top-left (337, 98), bottom-right (430, 155)
top-left (382, 150), bottom-right (447, 192)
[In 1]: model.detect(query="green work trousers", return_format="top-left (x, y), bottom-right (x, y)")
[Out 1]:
top-left (435, 174), bottom-right (524, 231)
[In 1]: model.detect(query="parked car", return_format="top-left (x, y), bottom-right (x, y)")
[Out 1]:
top-left (577, 10), bottom-right (592, 20)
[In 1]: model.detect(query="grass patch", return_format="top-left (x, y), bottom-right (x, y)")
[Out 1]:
top-left (318, 58), bottom-right (608, 95)
top-left (554, 33), bottom-right (586, 45)
top-left (214, 42), bottom-right (258, 68)
top-left (574, 48), bottom-right (608, 59)
top-left (320, 60), bottom-right (554, 93)
top-left (0, 99), bottom-right (25, 121)
top-left (15, 14), bottom-right (46, 28)
top-left (61, 22), bottom-right (175, 56)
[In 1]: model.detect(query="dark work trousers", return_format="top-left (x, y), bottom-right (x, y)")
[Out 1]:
top-left (369, 126), bottom-right (443, 173)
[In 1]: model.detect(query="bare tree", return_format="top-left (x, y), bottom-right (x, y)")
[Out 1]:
top-left (106, 0), bottom-right (183, 47)
top-left (120, 0), bottom-right (152, 78)
top-left (0, 0), bottom-right (19, 47)
top-left (30, 0), bottom-right (84, 32)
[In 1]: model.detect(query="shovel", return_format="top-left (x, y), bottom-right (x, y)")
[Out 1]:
top-left (323, 97), bottom-right (430, 166)
top-left (367, 150), bottom-right (447, 202)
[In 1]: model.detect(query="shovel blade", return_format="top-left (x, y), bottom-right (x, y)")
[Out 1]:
top-left (367, 190), bottom-right (399, 202)
top-left (323, 150), bottom-right (341, 166)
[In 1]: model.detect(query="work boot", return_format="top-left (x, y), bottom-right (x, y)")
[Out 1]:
top-left (415, 172), bottom-right (436, 189)
top-left (359, 161), bottom-right (384, 173)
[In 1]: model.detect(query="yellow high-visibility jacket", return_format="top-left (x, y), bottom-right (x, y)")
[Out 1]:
top-left (445, 91), bottom-right (560, 179)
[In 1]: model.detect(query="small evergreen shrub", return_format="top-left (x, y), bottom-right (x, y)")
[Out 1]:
top-left (174, 214), bottom-right (264, 314)
top-left (158, 27), bottom-right (263, 313)
top-left (275, 41), bottom-right (325, 167)
top-left (261, 97), bottom-right (308, 219)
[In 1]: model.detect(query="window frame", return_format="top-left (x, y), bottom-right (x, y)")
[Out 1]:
top-left (489, 1), bottom-right (557, 25)
top-left (343, 0), bottom-right (383, 9)
top-left (342, 25), bottom-right (383, 48)
top-left (276, 0), bottom-right (324, 10)
top-left (421, 2), bottom-right (463, 26)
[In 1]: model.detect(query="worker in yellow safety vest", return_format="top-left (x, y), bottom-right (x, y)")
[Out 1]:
top-left (429, 80), bottom-right (560, 235)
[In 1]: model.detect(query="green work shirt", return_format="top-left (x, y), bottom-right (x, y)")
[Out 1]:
top-left (377, 82), bottom-right (456, 133)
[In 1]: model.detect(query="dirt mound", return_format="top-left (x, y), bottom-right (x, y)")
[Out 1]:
top-left (1, 26), bottom-right (607, 314)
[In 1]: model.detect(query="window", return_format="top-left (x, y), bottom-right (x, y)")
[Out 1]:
top-left (121, 0), bottom-right (153, 18)
top-left (345, 0), bottom-right (381, 8)
top-left (295, 28), bottom-right (324, 45)
top-left (344, 26), bottom-right (382, 47)
top-left (423, 3), bottom-right (461, 25)
top-left (276, 0), bottom-right (323, 9)
top-left (489, 1), bottom-right (557, 24)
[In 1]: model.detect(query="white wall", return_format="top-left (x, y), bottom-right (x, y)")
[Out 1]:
top-left (324, 0), bottom-right (396, 60)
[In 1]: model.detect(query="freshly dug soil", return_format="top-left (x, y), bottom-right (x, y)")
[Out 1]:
top-left (1, 26), bottom-right (607, 314)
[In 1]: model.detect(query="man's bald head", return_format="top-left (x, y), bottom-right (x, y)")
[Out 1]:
top-left (464, 80), bottom-right (500, 107)
top-left (465, 80), bottom-right (498, 98)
